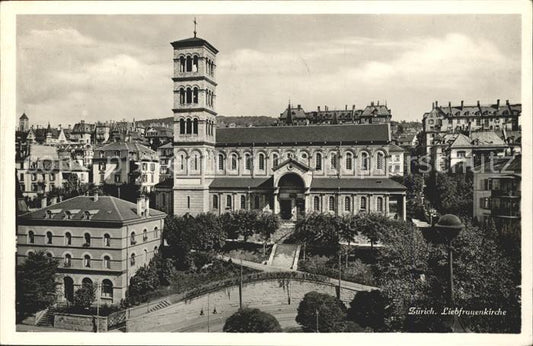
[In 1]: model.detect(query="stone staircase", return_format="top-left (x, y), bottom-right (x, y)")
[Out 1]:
top-left (269, 244), bottom-right (300, 270)
top-left (147, 299), bottom-right (171, 314)
top-left (271, 221), bottom-right (296, 243)
top-left (35, 307), bottom-right (55, 327)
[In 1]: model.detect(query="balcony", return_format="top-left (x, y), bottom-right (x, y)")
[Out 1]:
top-left (491, 189), bottom-right (521, 199)
top-left (492, 207), bottom-right (520, 219)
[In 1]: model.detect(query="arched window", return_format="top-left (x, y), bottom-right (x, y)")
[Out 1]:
top-left (226, 195), bottom-right (232, 209)
top-left (245, 154), bottom-right (252, 170)
top-left (193, 55), bottom-right (198, 72)
top-left (104, 234), bottom-right (110, 247)
top-left (186, 88), bottom-right (192, 104)
top-left (231, 154), bottom-right (237, 170)
top-left (361, 152), bottom-right (369, 170)
top-left (213, 195), bottom-right (219, 209)
top-left (193, 87), bottom-right (199, 104)
top-left (360, 196), bottom-right (367, 211)
top-left (65, 232), bottom-right (72, 245)
top-left (240, 195), bottom-right (246, 209)
top-left (180, 154), bottom-right (185, 170)
top-left (258, 153), bottom-right (265, 170)
top-left (130, 232), bottom-right (136, 245)
top-left (143, 229), bottom-right (148, 242)
top-left (193, 154), bottom-right (198, 171)
top-left (64, 277), bottom-right (74, 302)
top-left (330, 153), bottom-right (337, 169)
top-left (186, 119), bottom-right (192, 134)
top-left (154, 246), bottom-right (158, 254)
top-left (64, 254), bottom-right (72, 267)
top-left (329, 196), bottom-right (335, 211)
top-left (154, 227), bottom-right (159, 238)
top-left (272, 154), bottom-right (279, 168)
top-left (28, 230), bottom-right (34, 244)
top-left (101, 279), bottom-right (113, 299)
top-left (187, 196), bottom-right (191, 209)
top-left (179, 119), bottom-right (185, 134)
top-left (254, 195), bottom-right (260, 209)
top-left (84, 254), bottom-right (91, 268)
top-left (218, 154), bottom-right (225, 171)
top-left (345, 197), bottom-right (351, 211)
top-left (130, 253), bottom-right (136, 266)
top-left (84, 233), bottom-right (91, 246)
top-left (179, 56), bottom-right (185, 72)
top-left (315, 153), bottom-right (322, 170)
top-left (46, 231), bottom-right (53, 244)
top-left (314, 196), bottom-right (320, 211)
top-left (345, 153), bottom-right (353, 170)
top-left (82, 278), bottom-right (93, 289)
top-left (377, 197), bottom-right (384, 212)
top-left (144, 249), bottom-right (148, 263)
top-left (186, 56), bottom-right (192, 72)
top-left (193, 118), bottom-right (198, 134)
top-left (377, 152), bottom-right (385, 170)
top-left (103, 255), bottom-right (111, 269)
top-left (179, 88), bottom-right (185, 104)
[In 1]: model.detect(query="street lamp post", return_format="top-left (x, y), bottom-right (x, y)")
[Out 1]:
top-left (422, 213), bottom-right (465, 332)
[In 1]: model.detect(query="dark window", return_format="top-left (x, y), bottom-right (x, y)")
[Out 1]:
top-left (313, 196), bottom-right (320, 211)
top-left (316, 153), bottom-right (322, 170)
top-left (240, 195), bottom-right (246, 209)
top-left (345, 197), bottom-right (351, 211)
top-left (28, 231), bottom-right (35, 244)
top-left (213, 195), bottom-right (219, 209)
top-left (65, 232), bottom-right (72, 245)
top-left (329, 196), bottom-right (335, 211)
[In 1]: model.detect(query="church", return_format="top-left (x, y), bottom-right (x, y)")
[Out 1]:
top-left (166, 33), bottom-right (407, 221)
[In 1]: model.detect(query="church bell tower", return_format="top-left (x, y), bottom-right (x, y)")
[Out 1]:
top-left (171, 25), bottom-right (218, 215)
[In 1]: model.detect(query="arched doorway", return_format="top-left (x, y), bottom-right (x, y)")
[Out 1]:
top-left (278, 173), bottom-right (306, 220)
top-left (64, 277), bottom-right (74, 302)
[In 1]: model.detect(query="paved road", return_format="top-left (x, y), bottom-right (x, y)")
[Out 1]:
top-left (172, 303), bottom-right (301, 332)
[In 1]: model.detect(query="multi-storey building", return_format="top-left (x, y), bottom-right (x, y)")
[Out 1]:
top-left (421, 100), bottom-right (521, 156)
top-left (168, 34), bottom-right (407, 220)
top-left (92, 141), bottom-right (160, 193)
top-left (156, 142), bottom-right (173, 181)
top-left (70, 121), bottom-right (95, 145)
top-left (278, 101), bottom-right (392, 126)
top-left (16, 194), bottom-right (165, 305)
top-left (146, 126), bottom-right (173, 151)
top-left (473, 155), bottom-right (520, 236)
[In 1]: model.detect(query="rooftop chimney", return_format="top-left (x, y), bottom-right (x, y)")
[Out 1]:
top-left (477, 100), bottom-right (481, 107)
top-left (448, 101), bottom-right (451, 108)
top-left (496, 99), bottom-right (500, 109)
top-left (352, 105), bottom-right (355, 110)
top-left (137, 196), bottom-right (145, 217)
top-left (145, 196), bottom-right (150, 217)
top-left (435, 101), bottom-right (438, 108)
top-left (317, 106), bottom-right (320, 112)
top-left (506, 99), bottom-right (510, 106)
top-left (345, 105), bottom-right (348, 110)
top-left (297, 104), bottom-right (301, 110)
top-left (461, 100), bottom-right (464, 109)
top-left (371, 101), bottom-right (374, 107)
top-left (432, 102), bottom-right (435, 109)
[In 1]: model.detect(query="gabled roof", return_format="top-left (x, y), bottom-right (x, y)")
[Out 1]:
top-left (94, 141), bottom-right (158, 160)
top-left (18, 195), bottom-right (165, 226)
top-left (450, 134), bottom-right (472, 148)
top-left (216, 124), bottom-right (390, 146)
top-left (19, 113), bottom-right (29, 120)
top-left (158, 142), bottom-right (173, 149)
top-left (470, 131), bottom-right (505, 146)
top-left (273, 158), bottom-right (311, 172)
top-left (361, 104), bottom-right (391, 117)
top-left (71, 122), bottom-right (95, 134)
top-left (388, 144), bottom-right (405, 153)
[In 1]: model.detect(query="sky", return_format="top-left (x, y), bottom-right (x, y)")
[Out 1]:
top-left (16, 14), bottom-right (521, 126)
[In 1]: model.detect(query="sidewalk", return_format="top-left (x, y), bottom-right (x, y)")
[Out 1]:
top-left (217, 254), bottom-right (377, 292)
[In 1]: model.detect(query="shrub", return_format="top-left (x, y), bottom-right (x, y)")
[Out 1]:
top-left (347, 290), bottom-right (387, 331)
top-left (73, 285), bottom-right (95, 310)
top-left (223, 308), bottom-right (282, 332)
top-left (296, 291), bottom-right (347, 332)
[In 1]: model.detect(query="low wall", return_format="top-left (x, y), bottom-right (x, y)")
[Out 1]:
top-left (126, 278), bottom-right (360, 332)
top-left (54, 313), bottom-right (108, 332)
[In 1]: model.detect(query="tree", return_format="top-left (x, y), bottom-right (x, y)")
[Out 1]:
top-left (127, 264), bottom-right (160, 305)
top-left (223, 308), bottom-right (282, 332)
top-left (16, 252), bottom-right (59, 320)
top-left (257, 212), bottom-right (280, 256)
top-left (347, 290), bottom-right (387, 331)
top-left (73, 284), bottom-right (95, 310)
top-left (296, 291), bottom-right (347, 332)
top-left (293, 213), bottom-right (341, 254)
top-left (191, 213), bottom-right (226, 251)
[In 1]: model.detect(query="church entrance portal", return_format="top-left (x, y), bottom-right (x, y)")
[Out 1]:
top-left (277, 173), bottom-right (306, 220)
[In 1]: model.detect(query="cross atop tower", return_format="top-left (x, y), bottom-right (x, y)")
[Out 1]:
top-left (193, 17), bottom-right (197, 38)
